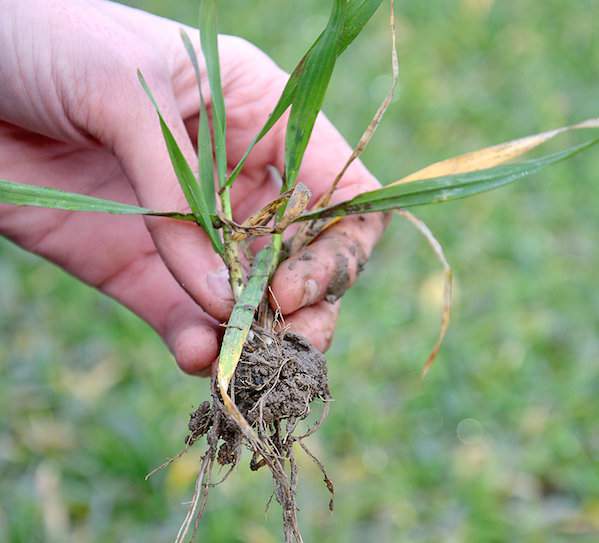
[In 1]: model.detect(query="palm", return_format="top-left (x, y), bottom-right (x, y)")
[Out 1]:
top-left (0, 1), bottom-right (385, 374)
top-left (0, 125), bottom-right (188, 346)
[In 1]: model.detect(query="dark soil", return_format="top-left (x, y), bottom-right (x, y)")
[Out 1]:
top-left (325, 252), bottom-right (351, 303)
top-left (187, 330), bottom-right (330, 452)
top-left (235, 331), bottom-right (330, 426)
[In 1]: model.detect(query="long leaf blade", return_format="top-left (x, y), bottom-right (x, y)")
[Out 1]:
top-left (199, 0), bottom-right (227, 187)
top-left (223, 0), bottom-right (382, 190)
top-left (0, 179), bottom-right (194, 220)
top-left (297, 138), bottom-right (599, 220)
top-left (180, 29), bottom-right (217, 215)
top-left (395, 118), bottom-right (599, 185)
top-left (342, 0), bottom-right (384, 54)
top-left (284, 0), bottom-right (347, 190)
top-left (137, 70), bottom-right (223, 254)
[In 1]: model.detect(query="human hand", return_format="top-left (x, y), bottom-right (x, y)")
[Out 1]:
top-left (0, 0), bottom-right (387, 374)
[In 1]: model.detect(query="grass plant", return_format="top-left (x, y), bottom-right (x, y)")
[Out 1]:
top-left (1, 1), bottom-right (598, 541)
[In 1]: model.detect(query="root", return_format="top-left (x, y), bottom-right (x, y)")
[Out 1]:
top-left (298, 441), bottom-right (335, 512)
top-left (145, 444), bottom-right (190, 481)
top-left (175, 450), bottom-right (212, 543)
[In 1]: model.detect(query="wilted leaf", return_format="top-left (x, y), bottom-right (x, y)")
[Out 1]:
top-left (396, 209), bottom-right (452, 378)
top-left (274, 183), bottom-right (311, 231)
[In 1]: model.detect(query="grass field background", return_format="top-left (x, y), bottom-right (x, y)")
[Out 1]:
top-left (1, 1), bottom-right (598, 541)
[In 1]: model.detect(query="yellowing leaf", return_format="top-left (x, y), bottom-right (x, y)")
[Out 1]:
top-left (392, 118), bottom-right (599, 185)
top-left (397, 210), bottom-right (452, 378)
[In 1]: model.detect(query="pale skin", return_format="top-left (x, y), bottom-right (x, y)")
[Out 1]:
top-left (0, 0), bottom-right (386, 375)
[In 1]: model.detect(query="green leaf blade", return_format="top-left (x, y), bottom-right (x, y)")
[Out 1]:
top-left (283, 0), bottom-right (347, 190)
top-left (157, 117), bottom-right (223, 253)
top-left (199, 0), bottom-right (227, 187)
top-left (224, 0), bottom-right (382, 190)
top-left (0, 179), bottom-right (155, 215)
top-left (138, 70), bottom-right (223, 255)
top-left (180, 29), bottom-right (217, 216)
top-left (342, 0), bottom-right (384, 54)
top-left (298, 138), bottom-right (599, 220)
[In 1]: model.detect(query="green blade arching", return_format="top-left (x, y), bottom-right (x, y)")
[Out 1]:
top-left (283, 0), bottom-right (347, 190)
top-left (199, 0), bottom-right (227, 188)
top-left (0, 179), bottom-right (194, 220)
top-left (137, 70), bottom-right (223, 255)
top-left (297, 138), bottom-right (599, 220)
top-left (342, 0), bottom-right (384, 54)
top-left (223, 0), bottom-right (383, 190)
top-left (180, 29), bottom-right (217, 216)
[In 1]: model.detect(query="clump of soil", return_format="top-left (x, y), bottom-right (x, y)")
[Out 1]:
top-left (233, 331), bottom-right (330, 425)
top-left (181, 329), bottom-right (333, 543)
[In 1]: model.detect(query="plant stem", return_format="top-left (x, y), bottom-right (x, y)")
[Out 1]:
top-left (270, 167), bottom-right (287, 271)
top-left (220, 186), bottom-right (244, 300)
top-left (271, 232), bottom-right (283, 269)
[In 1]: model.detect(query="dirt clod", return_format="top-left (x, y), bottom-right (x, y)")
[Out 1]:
top-left (186, 401), bottom-right (213, 445)
top-left (217, 435), bottom-right (242, 466)
top-left (186, 330), bottom-right (330, 458)
top-left (234, 331), bottom-right (330, 425)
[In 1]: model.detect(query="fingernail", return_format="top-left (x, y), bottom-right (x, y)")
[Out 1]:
top-left (302, 279), bottom-right (319, 307)
top-left (206, 267), bottom-right (233, 302)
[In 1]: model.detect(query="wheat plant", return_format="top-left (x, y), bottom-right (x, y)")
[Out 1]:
top-left (1, 1), bottom-right (598, 541)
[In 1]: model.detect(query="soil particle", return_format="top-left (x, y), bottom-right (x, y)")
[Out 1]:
top-left (285, 250), bottom-right (314, 272)
top-left (217, 432), bottom-right (242, 466)
top-left (325, 252), bottom-right (351, 303)
top-left (186, 401), bottom-right (213, 445)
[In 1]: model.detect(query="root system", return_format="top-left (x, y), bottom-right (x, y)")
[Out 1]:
top-left (179, 329), bottom-right (333, 543)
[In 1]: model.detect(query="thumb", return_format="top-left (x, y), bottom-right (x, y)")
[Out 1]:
top-left (101, 67), bottom-right (234, 322)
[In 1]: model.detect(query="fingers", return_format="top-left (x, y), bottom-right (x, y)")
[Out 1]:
top-left (263, 101), bottom-right (388, 328)
top-left (278, 300), bottom-right (341, 353)
top-left (99, 249), bottom-right (221, 375)
top-left (293, 114), bottom-right (382, 202)
top-left (162, 302), bottom-right (220, 376)
top-left (100, 68), bottom-right (234, 322)
top-left (210, 46), bottom-right (388, 317)
top-left (271, 213), bottom-right (388, 315)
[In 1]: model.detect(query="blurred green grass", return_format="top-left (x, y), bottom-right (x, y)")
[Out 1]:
top-left (2, 0), bottom-right (599, 541)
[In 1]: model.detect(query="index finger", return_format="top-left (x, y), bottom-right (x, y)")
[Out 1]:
top-left (271, 212), bottom-right (388, 316)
